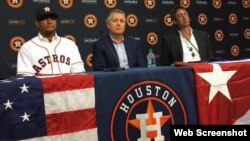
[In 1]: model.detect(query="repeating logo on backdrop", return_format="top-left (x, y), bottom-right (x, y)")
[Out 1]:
top-left (7, 0), bottom-right (23, 8)
top-left (231, 45), bottom-right (240, 56)
top-left (164, 14), bottom-right (173, 27)
top-left (215, 29), bottom-right (224, 42)
top-left (180, 0), bottom-right (190, 8)
top-left (144, 0), bottom-right (156, 9)
top-left (9, 36), bottom-right (25, 52)
top-left (242, 0), bottom-right (250, 8)
top-left (146, 32), bottom-right (158, 46)
top-left (86, 53), bottom-right (93, 67)
top-left (111, 81), bottom-right (187, 141)
top-left (58, 0), bottom-right (73, 9)
top-left (126, 14), bottom-right (138, 28)
top-left (213, 0), bottom-right (222, 9)
top-left (229, 13), bottom-right (238, 25)
top-left (104, 0), bottom-right (117, 8)
top-left (64, 34), bottom-right (76, 42)
top-left (198, 13), bottom-right (208, 25)
top-left (83, 14), bottom-right (97, 29)
top-left (244, 28), bottom-right (250, 40)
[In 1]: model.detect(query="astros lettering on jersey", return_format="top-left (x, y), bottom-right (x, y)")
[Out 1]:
top-left (17, 33), bottom-right (85, 75)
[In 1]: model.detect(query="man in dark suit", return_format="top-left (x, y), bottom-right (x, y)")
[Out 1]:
top-left (161, 5), bottom-right (213, 66)
top-left (92, 9), bottom-right (146, 71)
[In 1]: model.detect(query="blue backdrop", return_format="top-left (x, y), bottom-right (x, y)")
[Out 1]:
top-left (0, 0), bottom-right (249, 73)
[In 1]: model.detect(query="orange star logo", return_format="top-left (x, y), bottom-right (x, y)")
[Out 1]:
top-left (128, 100), bottom-right (170, 138)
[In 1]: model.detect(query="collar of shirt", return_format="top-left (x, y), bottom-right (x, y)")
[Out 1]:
top-left (38, 32), bottom-right (59, 42)
top-left (109, 34), bottom-right (124, 44)
top-left (178, 27), bottom-right (193, 37)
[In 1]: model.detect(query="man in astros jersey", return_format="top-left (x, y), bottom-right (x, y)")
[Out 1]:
top-left (17, 6), bottom-right (85, 75)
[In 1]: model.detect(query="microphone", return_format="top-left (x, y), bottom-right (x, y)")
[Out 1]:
top-left (99, 29), bottom-right (104, 35)
top-left (0, 50), bottom-right (13, 79)
top-left (206, 57), bottom-right (222, 62)
top-left (104, 67), bottom-right (125, 72)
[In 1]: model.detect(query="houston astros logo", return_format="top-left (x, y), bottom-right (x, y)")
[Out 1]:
top-left (126, 14), bottom-right (138, 28)
top-left (244, 28), bottom-right (250, 40)
top-left (213, 0), bottom-right (222, 9)
top-left (242, 0), bottom-right (250, 8)
top-left (64, 34), bottom-right (76, 42)
top-left (110, 81), bottom-right (187, 141)
top-left (44, 6), bottom-right (51, 12)
top-left (7, 0), bottom-right (23, 8)
top-left (198, 13), bottom-right (208, 25)
top-left (147, 32), bottom-right (158, 46)
top-left (9, 36), bottom-right (25, 52)
top-left (231, 45), bottom-right (240, 56)
top-left (229, 13), bottom-right (237, 25)
top-left (164, 14), bottom-right (173, 27)
top-left (58, 0), bottom-right (73, 9)
top-left (144, 0), bottom-right (156, 9)
top-left (180, 0), bottom-right (190, 8)
top-left (215, 29), bottom-right (224, 42)
top-left (83, 14), bottom-right (97, 29)
top-left (86, 53), bottom-right (93, 67)
top-left (104, 0), bottom-right (117, 8)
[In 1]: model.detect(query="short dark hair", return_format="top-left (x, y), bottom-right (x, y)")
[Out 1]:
top-left (170, 5), bottom-right (187, 21)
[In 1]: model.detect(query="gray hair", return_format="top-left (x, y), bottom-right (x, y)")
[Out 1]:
top-left (105, 9), bottom-right (126, 23)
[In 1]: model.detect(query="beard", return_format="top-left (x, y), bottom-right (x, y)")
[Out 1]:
top-left (44, 30), bottom-right (55, 36)
top-left (39, 27), bottom-right (56, 38)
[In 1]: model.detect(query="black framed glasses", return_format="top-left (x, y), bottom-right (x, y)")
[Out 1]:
top-left (189, 47), bottom-right (195, 57)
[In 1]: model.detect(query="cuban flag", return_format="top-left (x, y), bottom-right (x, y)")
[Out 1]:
top-left (0, 74), bottom-right (97, 141)
top-left (175, 61), bottom-right (250, 124)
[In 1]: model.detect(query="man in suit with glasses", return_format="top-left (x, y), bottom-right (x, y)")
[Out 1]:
top-left (161, 5), bottom-right (214, 66)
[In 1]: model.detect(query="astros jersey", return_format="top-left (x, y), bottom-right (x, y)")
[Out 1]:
top-left (17, 33), bottom-right (85, 75)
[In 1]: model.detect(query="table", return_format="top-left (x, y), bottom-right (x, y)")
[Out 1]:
top-left (0, 67), bottom-right (199, 141)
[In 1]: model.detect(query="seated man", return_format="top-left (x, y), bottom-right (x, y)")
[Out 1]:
top-left (92, 9), bottom-right (146, 71)
top-left (161, 5), bottom-right (213, 66)
top-left (17, 6), bottom-right (85, 75)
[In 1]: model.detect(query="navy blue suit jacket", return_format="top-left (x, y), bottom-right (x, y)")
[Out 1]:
top-left (92, 34), bottom-right (146, 71)
top-left (161, 29), bottom-right (214, 66)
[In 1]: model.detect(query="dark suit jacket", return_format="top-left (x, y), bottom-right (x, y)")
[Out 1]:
top-left (161, 29), bottom-right (214, 66)
top-left (92, 34), bottom-right (146, 71)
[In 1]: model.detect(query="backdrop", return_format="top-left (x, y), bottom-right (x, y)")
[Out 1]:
top-left (1, 0), bottom-right (250, 73)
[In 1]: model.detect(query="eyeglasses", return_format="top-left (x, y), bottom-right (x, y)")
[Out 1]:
top-left (189, 47), bottom-right (195, 57)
